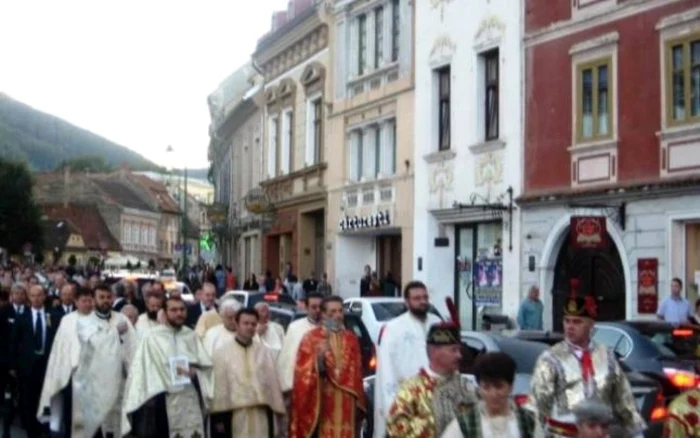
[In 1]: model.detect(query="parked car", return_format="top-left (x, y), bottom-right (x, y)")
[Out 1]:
top-left (343, 297), bottom-right (444, 345)
top-left (268, 307), bottom-right (377, 378)
top-left (164, 280), bottom-right (195, 303)
top-left (361, 331), bottom-right (663, 438)
top-left (227, 290), bottom-right (297, 309)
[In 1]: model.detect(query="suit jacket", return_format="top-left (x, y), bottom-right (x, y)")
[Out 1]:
top-left (0, 304), bottom-right (23, 369)
top-left (49, 304), bottom-right (75, 329)
top-left (10, 308), bottom-right (57, 375)
top-left (185, 303), bottom-right (217, 329)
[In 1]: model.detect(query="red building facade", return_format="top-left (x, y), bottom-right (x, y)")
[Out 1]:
top-left (520, 0), bottom-right (700, 330)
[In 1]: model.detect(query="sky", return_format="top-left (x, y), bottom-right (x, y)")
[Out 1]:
top-left (0, 0), bottom-right (289, 169)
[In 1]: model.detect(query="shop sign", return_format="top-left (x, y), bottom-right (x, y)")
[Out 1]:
top-left (244, 188), bottom-right (271, 214)
top-left (637, 258), bottom-right (658, 314)
top-left (206, 203), bottom-right (228, 227)
top-left (570, 216), bottom-right (607, 249)
top-left (339, 210), bottom-right (391, 231)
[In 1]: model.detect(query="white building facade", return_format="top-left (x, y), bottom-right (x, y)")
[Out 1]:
top-left (326, 0), bottom-right (416, 297)
top-left (412, 0), bottom-right (524, 328)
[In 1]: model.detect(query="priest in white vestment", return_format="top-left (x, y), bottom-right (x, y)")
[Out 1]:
top-left (207, 308), bottom-right (286, 438)
top-left (203, 299), bottom-right (241, 356)
top-left (135, 290), bottom-right (163, 339)
top-left (253, 302), bottom-right (285, 359)
top-left (121, 295), bottom-right (213, 438)
top-left (71, 285), bottom-right (137, 438)
top-left (276, 293), bottom-right (323, 393)
top-left (37, 287), bottom-right (94, 437)
top-left (374, 281), bottom-right (441, 438)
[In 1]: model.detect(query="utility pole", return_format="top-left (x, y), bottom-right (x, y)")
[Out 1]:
top-left (182, 166), bottom-right (189, 270)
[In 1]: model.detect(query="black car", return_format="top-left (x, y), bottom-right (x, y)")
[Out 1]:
top-left (268, 307), bottom-right (377, 377)
top-left (507, 330), bottom-right (664, 437)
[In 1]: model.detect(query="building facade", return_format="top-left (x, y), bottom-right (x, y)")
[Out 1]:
top-left (412, 0), bottom-right (524, 327)
top-left (208, 62), bottom-right (265, 279)
top-left (254, 0), bottom-right (330, 281)
top-left (521, 0), bottom-right (700, 330)
top-left (325, 0), bottom-right (414, 297)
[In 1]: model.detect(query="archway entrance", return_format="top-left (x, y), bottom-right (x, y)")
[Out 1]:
top-left (552, 230), bottom-right (626, 331)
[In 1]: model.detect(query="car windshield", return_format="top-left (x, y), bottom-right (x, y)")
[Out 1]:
top-left (372, 302), bottom-right (407, 321)
top-left (493, 336), bottom-right (548, 373)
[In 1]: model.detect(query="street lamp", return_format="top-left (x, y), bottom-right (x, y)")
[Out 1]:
top-left (166, 145), bottom-right (189, 274)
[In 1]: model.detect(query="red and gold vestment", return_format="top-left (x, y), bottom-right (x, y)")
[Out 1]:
top-left (289, 326), bottom-right (366, 438)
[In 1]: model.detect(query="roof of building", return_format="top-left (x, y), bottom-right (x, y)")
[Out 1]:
top-left (41, 203), bottom-right (122, 252)
top-left (41, 218), bottom-right (81, 250)
top-left (91, 178), bottom-right (155, 212)
top-left (129, 174), bottom-right (180, 214)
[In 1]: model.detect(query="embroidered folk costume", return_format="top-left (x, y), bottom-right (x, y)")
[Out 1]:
top-left (386, 298), bottom-right (477, 438)
top-left (288, 323), bottom-right (366, 438)
top-left (664, 388), bottom-right (700, 437)
top-left (374, 308), bottom-right (441, 438)
top-left (530, 279), bottom-right (645, 438)
top-left (441, 401), bottom-right (538, 438)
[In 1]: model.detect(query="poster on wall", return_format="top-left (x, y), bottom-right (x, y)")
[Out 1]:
top-left (474, 258), bottom-right (502, 306)
top-left (637, 258), bottom-right (658, 314)
top-left (570, 216), bottom-right (608, 249)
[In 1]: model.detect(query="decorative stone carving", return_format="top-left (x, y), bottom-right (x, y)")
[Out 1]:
top-left (429, 35), bottom-right (457, 68)
top-left (474, 15), bottom-right (506, 51)
top-left (429, 161), bottom-right (455, 209)
top-left (430, 0), bottom-right (454, 22)
top-left (475, 151), bottom-right (503, 198)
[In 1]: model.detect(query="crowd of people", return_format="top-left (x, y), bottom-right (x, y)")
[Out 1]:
top-left (0, 262), bottom-right (699, 437)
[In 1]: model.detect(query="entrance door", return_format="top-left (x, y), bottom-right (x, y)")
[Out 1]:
top-left (552, 232), bottom-right (626, 331)
top-left (314, 212), bottom-right (325, 277)
top-left (376, 235), bottom-right (402, 287)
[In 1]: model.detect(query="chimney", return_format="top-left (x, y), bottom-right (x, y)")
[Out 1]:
top-left (63, 166), bottom-right (70, 207)
top-left (271, 11), bottom-right (288, 31)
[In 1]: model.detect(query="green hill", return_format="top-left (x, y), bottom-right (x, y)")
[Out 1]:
top-left (0, 93), bottom-right (159, 171)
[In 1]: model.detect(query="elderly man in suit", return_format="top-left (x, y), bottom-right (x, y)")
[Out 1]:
top-left (10, 284), bottom-right (57, 437)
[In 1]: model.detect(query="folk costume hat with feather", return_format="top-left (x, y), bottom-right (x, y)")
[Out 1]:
top-left (427, 297), bottom-right (461, 345)
top-left (563, 278), bottom-right (598, 320)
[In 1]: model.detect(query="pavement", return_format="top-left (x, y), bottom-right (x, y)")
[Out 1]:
top-left (0, 419), bottom-right (27, 438)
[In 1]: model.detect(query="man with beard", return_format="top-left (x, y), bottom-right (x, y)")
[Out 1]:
top-left (289, 295), bottom-right (366, 438)
top-left (121, 296), bottom-right (212, 438)
top-left (208, 308), bottom-right (286, 438)
top-left (385, 299), bottom-right (477, 437)
top-left (134, 290), bottom-right (163, 339)
top-left (60, 283), bottom-right (137, 437)
top-left (37, 286), bottom-right (94, 437)
top-left (374, 281), bottom-right (441, 438)
top-left (203, 298), bottom-right (241, 355)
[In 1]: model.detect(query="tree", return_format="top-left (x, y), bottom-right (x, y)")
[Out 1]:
top-left (0, 159), bottom-right (44, 255)
top-left (55, 155), bottom-right (114, 173)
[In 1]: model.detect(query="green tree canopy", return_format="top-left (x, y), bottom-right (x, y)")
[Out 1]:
top-left (0, 159), bottom-right (44, 255)
top-left (55, 155), bottom-right (114, 173)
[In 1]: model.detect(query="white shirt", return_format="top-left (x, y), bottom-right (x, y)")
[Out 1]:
top-left (63, 304), bottom-right (73, 314)
top-left (31, 307), bottom-right (47, 352)
top-left (13, 304), bottom-right (24, 315)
